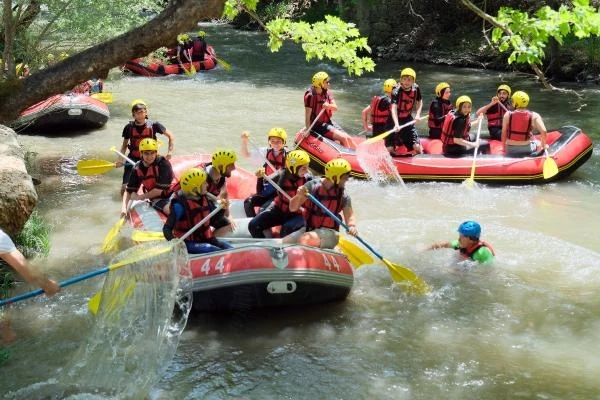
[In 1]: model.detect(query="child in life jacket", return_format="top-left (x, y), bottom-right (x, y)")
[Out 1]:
top-left (428, 220), bottom-right (495, 264)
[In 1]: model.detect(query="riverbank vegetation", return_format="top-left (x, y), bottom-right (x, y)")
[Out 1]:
top-left (1, 1), bottom-right (598, 121)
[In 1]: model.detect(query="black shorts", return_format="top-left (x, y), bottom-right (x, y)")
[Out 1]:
top-left (311, 122), bottom-right (339, 141)
top-left (385, 124), bottom-right (420, 150)
top-left (210, 209), bottom-right (231, 230)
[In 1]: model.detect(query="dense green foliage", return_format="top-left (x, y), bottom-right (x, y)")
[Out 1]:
top-left (491, 0), bottom-right (600, 66)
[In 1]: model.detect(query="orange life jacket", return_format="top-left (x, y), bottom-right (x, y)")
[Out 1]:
top-left (172, 195), bottom-right (213, 242)
top-left (305, 182), bottom-right (343, 231)
top-left (459, 240), bottom-right (495, 260)
top-left (507, 110), bottom-right (533, 141)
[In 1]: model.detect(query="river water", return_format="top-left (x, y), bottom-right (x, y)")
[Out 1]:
top-left (2, 24), bottom-right (600, 399)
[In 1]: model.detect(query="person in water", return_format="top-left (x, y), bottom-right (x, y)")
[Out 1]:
top-left (1, 228), bottom-right (60, 344)
top-left (163, 168), bottom-right (233, 254)
top-left (428, 220), bottom-right (495, 264)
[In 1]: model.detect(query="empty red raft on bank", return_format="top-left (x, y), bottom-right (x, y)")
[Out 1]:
top-left (10, 93), bottom-right (109, 133)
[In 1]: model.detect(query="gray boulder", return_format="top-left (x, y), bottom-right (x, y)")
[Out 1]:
top-left (0, 125), bottom-right (38, 236)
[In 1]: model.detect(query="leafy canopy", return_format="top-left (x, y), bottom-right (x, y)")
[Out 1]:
top-left (492, 0), bottom-right (600, 65)
top-left (225, 0), bottom-right (375, 76)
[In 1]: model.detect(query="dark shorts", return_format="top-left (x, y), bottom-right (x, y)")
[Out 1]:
top-left (210, 209), bottom-right (231, 230)
top-left (506, 142), bottom-right (537, 157)
top-left (488, 126), bottom-right (502, 141)
top-left (311, 122), bottom-right (340, 141)
top-left (386, 124), bottom-right (420, 150)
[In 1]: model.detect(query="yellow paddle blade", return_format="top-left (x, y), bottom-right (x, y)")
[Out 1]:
top-left (383, 258), bottom-right (429, 294)
top-left (365, 129), bottom-right (394, 144)
top-left (88, 278), bottom-right (137, 315)
top-left (543, 156), bottom-right (559, 179)
top-left (131, 230), bottom-right (165, 242)
top-left (76, 159), bottom-right (116, 176)
top-left (101, 217), bottom-right (125, 253)
top-left (89, 244), bottom-right (173, 314)
top-left (90, 92), bottom-right (113, 103)
top-left (216, 57), bottom-right (231, 71)
top-left (337, 236), bottom-right (374, 267)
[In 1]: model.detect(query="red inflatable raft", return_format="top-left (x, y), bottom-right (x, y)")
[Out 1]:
top-left (128, 155), bottom-right (354, 312)
top-left (296, 125), bottom-right (593, 184)
top-left (123, 46), bottom-right (218, 77)
top-left (10, 93), bottom-right (109, 133)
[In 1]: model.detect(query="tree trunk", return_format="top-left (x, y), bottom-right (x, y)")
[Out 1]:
top-left (0, 0), bottom-right (226, 124)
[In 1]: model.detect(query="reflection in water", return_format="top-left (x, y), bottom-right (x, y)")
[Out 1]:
top-left (2, 23), bottom-right (600, 399)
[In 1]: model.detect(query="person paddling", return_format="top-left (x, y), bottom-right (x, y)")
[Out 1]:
top-left (302, 71), bottom-right (356, 149)
top-left (287, 158), bottom-right (358, 249)
top-left (116, 99), bottom-right (175, 195)
top-left (476, 84), bottom-right (513, 141)
top-left (163, 168), bottom-right (233, 254)
top-left (241, 127), bottom-right (289, 217)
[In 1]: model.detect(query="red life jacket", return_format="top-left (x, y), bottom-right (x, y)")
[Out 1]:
top-left (191, 38), bottom-right (207, 60)
top-left (394, 85), bottom-right (418, 119)
top-left (305, 182), bottom-right (343, 231)
top-left (459, 240), bottom-right (495, 260)
top-left (507, 110), bottom-right (533, 141)
top-left (428, 98), bottom-right (453, 129)
top-left (127, 120), bottom-right (157, 158)
top-left (305, 87), bottom-right (332, 124)
top-left (441, 112), bottom-right (470, 148)
top-left (172, 195), bottom-right (213, 242)
top-left (370, 95), bottom-right (392, 125)
top-left (204, 164), bottom-right (226, 197)
top-left (134, 157), bottom-right (175, 197)
top-left (273, 173), bottom-right (308, 213)
top-left (264, 148), bottom-right (286, 175)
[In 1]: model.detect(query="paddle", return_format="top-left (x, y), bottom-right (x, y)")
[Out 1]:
top-left (216, 57), bottom-right (231, 71)
top-left (337, 236), bottom-right (374, 267)
top-left (543, 149), bottom-right (559, 179)
top-left (0, 245), bottom-right (171, 307)
top-left (89, 203), bottom-right (224, 314)
top-left (90, 92), bottom-right (114, 103)
top-left (464, 115), bottom-right (484, 187)
top-left (100, 148), bottom-right (137, 253)
top-left (305, 192), bottom-right (428, 293)
top-left (294, 108), bottom-right (326, 150)
top-left (76, 159), bottom-right (117, 176)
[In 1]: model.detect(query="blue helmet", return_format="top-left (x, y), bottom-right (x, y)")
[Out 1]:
top-left (458, 220), bottom-right (481, 238)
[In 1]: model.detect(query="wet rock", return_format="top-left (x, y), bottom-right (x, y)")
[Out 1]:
top-left (0, 125), bottom-right (38, 236)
